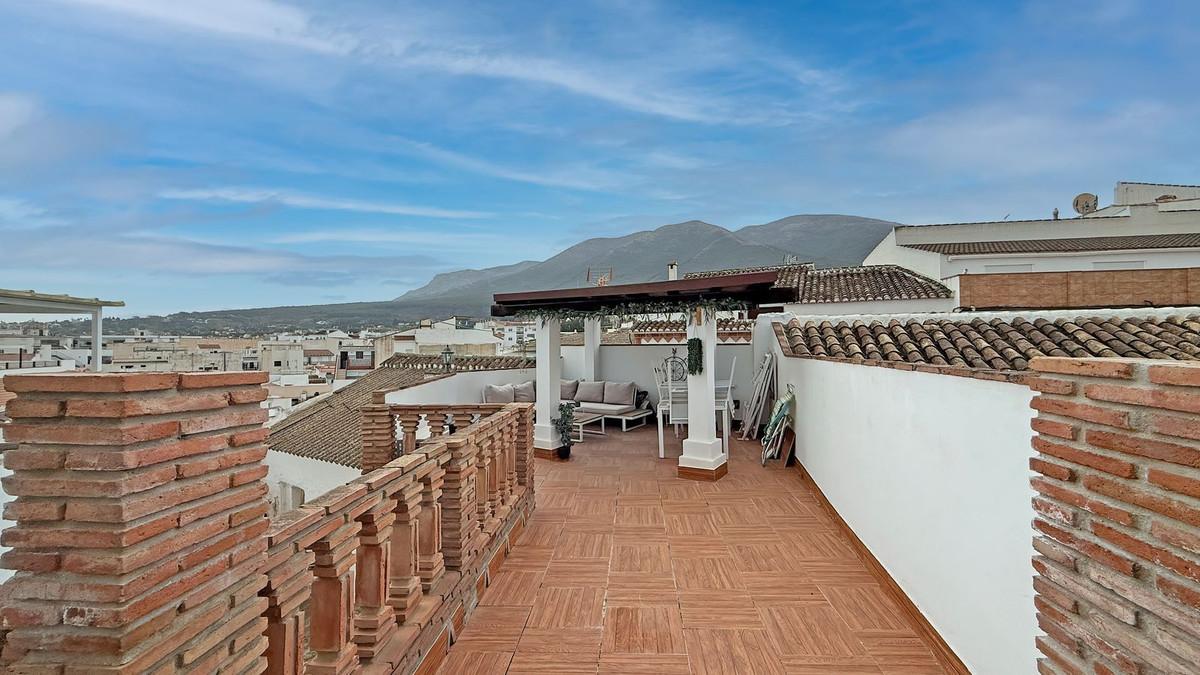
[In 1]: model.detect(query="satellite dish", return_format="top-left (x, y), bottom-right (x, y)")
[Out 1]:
top-left (1072, 193), bottom-right (1098, 216)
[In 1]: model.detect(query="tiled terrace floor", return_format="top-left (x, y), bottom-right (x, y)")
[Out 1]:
top-left (437, 426), bottom-right (951, 674)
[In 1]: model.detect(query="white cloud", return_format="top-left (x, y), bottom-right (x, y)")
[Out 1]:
top-left (270, 228), bottom-right (505, 247)
top-left (388, 137), bottom-right (623, 191)
top-left (55, 0), bottom-right (349, 53)
top-left (882, 100), bottom-right (1174, 176)
top-left (159, 186), bottom-right (490, 219)
top-left (0, 93), bottom-right (38, 138)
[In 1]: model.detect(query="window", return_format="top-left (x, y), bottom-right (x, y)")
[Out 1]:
top-left (273, 360), bottom-right (282, 367)
top-left (355, 351), bottom-right (364, 359)
top-left (1092, 260), bottom-right (1145, 271)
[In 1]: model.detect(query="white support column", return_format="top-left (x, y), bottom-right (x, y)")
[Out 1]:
top-left (90, 309), bottom-right (103, 372)
top-left (680, 309), bottom-right (726, 476)
top-left (534, 316), bottom-right (562, 450)
top-left (581, 317), bottom-right (601, 382)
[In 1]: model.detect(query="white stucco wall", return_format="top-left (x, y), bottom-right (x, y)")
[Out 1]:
top-left (563, 344), bottom-right (754, 412)
top-left (862, 229), bottom-right (944, 279)
top-left (783, 297), bottom-right (956, 316)
top-left (382, 368), bottom-right (536, 405)
top-left (776, 352), bottom-right (1038, 674)
top-left (939, 247), bottom-right (1200, 278)
top-left (263, 450), bottom-right (359, 513)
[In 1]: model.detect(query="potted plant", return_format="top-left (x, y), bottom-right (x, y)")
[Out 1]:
top-left (551, 402), bottom-right (575, 460)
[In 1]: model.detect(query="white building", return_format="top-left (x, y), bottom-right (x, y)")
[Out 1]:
top-left (865, 180), bottom-right (1200, 280)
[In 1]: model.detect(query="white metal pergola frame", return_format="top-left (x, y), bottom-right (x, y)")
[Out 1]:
top-left (0, 289), bottom-right (125, 372)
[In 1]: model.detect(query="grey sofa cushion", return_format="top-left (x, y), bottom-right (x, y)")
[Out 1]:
top-left (513, 380), bottom-right (535, 402)
top-left (574, 380), bottom-right (605, 403)
top-left (483, 383), bottom-right (515, 403)
top-left (603, 381), bottom-right (637, 406)
top-left (560, 379), bottom-right (579, 400)
top-left (577, 401), bottom-right (636, 416)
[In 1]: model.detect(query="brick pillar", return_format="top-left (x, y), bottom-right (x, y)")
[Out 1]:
top-left (515, 403), bottom-right (535, 489)
top-left (416, 462), bottom-right (446, 592)
top-left (388, 480), bottom-right (423, 622)
top-left (1027, 357), bottom-right (1200, 675)
top-left (440, 435), bottom-right (479, 571)
top-left (476, 433), bottom-right (493, 529)
top-left (0, 371), bottom-right (270, 674)
top-left (353, 497), bottom-right (397, 660)
top-left (396, 411), bottom-right (420, 457)
top-left (307, 510), bottom-right (361, 675)
top-left (360, 396), bottom-right (395, 473)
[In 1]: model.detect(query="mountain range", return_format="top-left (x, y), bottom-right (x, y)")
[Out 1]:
top-left (82, 215), bottom-right (896, 335)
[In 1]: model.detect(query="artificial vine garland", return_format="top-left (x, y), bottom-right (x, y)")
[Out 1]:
top-left (686, 337), bottom-right (704, 375)
top-left (514, 297), bottom-right (746, 324)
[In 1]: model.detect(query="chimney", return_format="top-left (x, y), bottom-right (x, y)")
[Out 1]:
top-left (667, 261), bottom-right (678, 281)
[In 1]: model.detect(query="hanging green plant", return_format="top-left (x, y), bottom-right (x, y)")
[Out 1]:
top-left (513, 297), bottom-right (746, 324)
top-left (687, 337), bottom-right (704, 375)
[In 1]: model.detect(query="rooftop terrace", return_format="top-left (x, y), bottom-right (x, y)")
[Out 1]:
top-left (439, 427), bottom-right (956, 674)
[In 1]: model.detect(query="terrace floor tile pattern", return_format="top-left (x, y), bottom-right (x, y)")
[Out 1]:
top-left (436, 427), bottom-right (950, 675)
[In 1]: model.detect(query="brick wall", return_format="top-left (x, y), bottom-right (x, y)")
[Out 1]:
top-left (959, 267), bottom-right (1200, 310)
top-left (0, 371), bottom-right (271, 673)
top-left (1027, 357), bottom-right (1200, 674)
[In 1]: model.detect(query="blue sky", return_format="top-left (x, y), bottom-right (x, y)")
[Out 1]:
top-left (1, 0), bottom-right (1197, 317)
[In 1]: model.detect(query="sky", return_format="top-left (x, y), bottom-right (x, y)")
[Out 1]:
top-left (1, 0), bottom-right (1197, 317)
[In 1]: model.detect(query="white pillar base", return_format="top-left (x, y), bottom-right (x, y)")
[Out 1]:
top-left (534, 423), bottom-right (562, 450)
top-left (679, 438), bottom-right (726, 470)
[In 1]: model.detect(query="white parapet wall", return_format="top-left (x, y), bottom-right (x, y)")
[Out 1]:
top-left (776, 350), bottom-right (1039, 674)
top-left (383, 367), bottom-right (536, 405)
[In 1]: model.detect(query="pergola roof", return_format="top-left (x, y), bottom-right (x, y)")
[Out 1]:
top-left (0, 288), bottom-right (125, 314)
top-left (491, 270), bottom-right (797, 317)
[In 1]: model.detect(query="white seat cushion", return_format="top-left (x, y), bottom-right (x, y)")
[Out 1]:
top-left (576, 401), bottom-right (636, 416)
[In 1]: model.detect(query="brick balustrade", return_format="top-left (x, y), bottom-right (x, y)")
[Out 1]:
top-left (1028, 357), bottom-right (1200, 674)
top-left (0, 372), bottom-right (536, 675)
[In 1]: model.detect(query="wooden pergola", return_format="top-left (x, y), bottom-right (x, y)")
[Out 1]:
top-left (493, 270), bottom-right (798, 480)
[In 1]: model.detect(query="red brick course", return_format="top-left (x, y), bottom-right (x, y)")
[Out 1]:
top-left (959, 267), bottom-right (1200, 310)
top-left (0, 371), bottom-right (271, 673)
top-left (1028, 357), bottom-right (1200, 674)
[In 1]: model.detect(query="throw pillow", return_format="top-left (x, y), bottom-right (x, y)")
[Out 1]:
top-left (575, 380), bottom-right (605, 403)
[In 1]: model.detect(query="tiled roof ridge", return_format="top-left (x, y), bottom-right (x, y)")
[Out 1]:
top-left (902, 233), bottom-right (1200, 255)
top-left (773, 312), bottom-right (1200, 375)
top-left (794, 264), bottom-right (952, 304)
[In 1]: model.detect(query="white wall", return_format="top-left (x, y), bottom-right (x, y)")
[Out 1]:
top-left (565, 344), bottom-right (754, 412)
top-left (939, 247), bottom-right (1200, 278)
top-left (863, 229), bottom-right (944, 279)
top-left (383, 368), bottom-right (536, 405)
top-left (263, 450), bottom-right (359, 513)
top-left (783, 297), bottom-right (956, 316)
top-left (776, 352), bottom-right (1038, 675)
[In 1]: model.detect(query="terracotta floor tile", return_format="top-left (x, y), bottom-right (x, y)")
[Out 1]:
top-left (610, 543), bottom-right (672, 574)
top-left (601, 602), bottom-right (687, 654)
top-left (554, 531), bottom-right (613, 560)
top-left (667, 539), bottom-right (730, 559)
top-left (503, 545), bottom-right (555, 572)
top-left (507, 652), bottom-right (599, 674)
top-left (683, 628), bottom-right (786, 675)
top-left (780, 531), bottom-right (859, 560)
top-left (678, 591), bottom-right (763, 629)
top-left (518, 522), bottom-right (563, 548)
top-left (517, 627), bottom-right (603, 653)
top-left (859, 634), bottom-right (946, 672)
top-left (598, 653), bottom-right (690, 674)
top-left (614, 505), bottom-right (667, 528)
top-left (452, 606), bottom-right (530, 651)
top-left (759, 603), bottom-right (868, 658)
top-left (673, 557), bottom-right (744, 591)
top-left (528, 586), bottom-right (605, 628)
top-left (731, 542), bottom-right (801, 573)
top-left (542, 559), bottom-right (610, 587)
top-left (480, 570), bottom-right (543, 607)
top-left (665, 513), bottom-right (719, 537)
top-left (823, 585), bottom-right (914, 633)
top-left (742, 575), bottom-right (823, 604)
top-left (434, 650), bottom-right (512, 675)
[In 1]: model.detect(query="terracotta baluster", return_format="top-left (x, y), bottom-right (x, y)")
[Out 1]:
top-left (417, 462), bottom-right (447, 592)
top-left (307, 519), bottom-right (362, 675)
top-left (388, 480), bottom-right (424, 622)
top-left (354, 497), bottom-right (398, 661)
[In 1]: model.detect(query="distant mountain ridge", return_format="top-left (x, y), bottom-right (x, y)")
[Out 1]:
top-left (82, 215), bottom-right (895, 335)
top-left (393, 214), bottom-right (895, 303)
